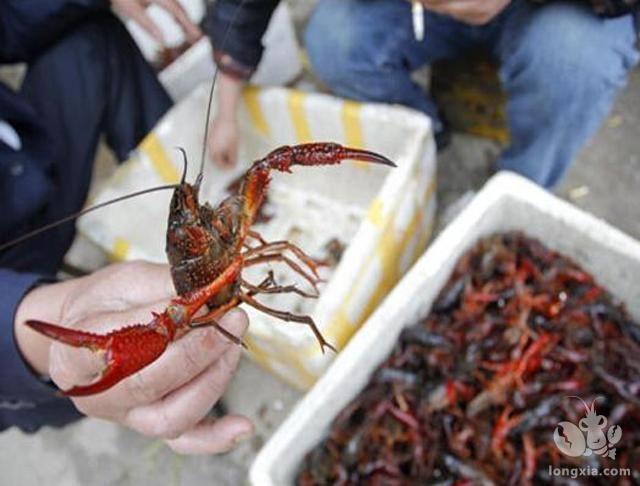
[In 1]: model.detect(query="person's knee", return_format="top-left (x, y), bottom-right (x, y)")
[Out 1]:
top-left (508, 2), bottom-right (638, 98)
top-left (305, 0), bottom-right (418, 104)
top-left (304, 0), bottom-right (359, 88)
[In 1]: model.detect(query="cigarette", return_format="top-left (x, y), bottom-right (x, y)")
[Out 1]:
top-left (412, 2), bottom-right (425, 41)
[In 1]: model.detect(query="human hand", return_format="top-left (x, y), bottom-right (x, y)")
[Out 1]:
top-left (419, 0), bottom-right (511, 25)
top-left (112, 0), bottom-right (203, 45)
top-left (208, 116), bottom-right (239, 169)
top-left (15, 261), bottom-right (253, 454)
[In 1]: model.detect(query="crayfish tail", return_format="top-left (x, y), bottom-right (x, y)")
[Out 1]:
top-left (25, 320), bottom-right (109, 351)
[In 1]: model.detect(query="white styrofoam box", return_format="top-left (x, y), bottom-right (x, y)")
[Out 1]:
top-left (249, 172), bottom-right (640, 486)
top-left (78, 83), bottom-right (436, 389)
top-left (157, 3), bottom-right (302, 101)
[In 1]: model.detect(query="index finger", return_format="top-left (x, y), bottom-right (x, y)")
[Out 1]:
top-left (76, 262), bottom-right (176, 318)
top-left (154, 0), bottom-right (203, 43)
top-left (105, 262), bottom-right (176, 307)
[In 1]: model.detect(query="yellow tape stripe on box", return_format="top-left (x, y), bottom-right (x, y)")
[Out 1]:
top-left (312, 176), bottom-right (437, 356)
top-left (342, 101), bottom-right (370, 170)
top-left (288, 91), bottom-right (312, 143)
top-left (342, 101), bottom-right (364, 148)
top-left (367, 198), bottom-right (385, 228)
top-left (305, 209), bottom-right (395, 354)
top-left (245, 335), bottom-right (317, 389)
top-left (140, 134), bottom-right (180, 184)
top-left (110, 237), bottom-right (131, 262)
top-left (243, 86), bottom-right (270, 137)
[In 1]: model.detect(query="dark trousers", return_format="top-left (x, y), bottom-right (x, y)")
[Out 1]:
top-left (2, 12), bottom-right (171, 275)
top-left (0, 13), bottom-right (171, 431)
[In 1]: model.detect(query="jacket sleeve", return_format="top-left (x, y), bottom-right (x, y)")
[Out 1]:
top-left (0, 0), bottom-right (109, 62)
top-left (0, 269), bottom-right (82, 432)
top-left (205, 0), bottom-right (280, 80)
top-left (0, 270), bottom-right (57, 404)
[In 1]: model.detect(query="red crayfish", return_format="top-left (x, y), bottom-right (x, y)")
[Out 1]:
top-left (24, 142), bottom-right (395, 396)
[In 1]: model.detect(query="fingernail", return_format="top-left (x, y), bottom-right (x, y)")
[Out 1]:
top-left (233, 430), bottom-right (254, 446)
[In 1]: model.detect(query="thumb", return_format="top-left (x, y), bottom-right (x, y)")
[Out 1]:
top-left (48, 340), bottom-right (104, 393)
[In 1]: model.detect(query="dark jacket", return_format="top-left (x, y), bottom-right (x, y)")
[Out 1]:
top-left (206, 0), bottom-right (279, 80)
top-left (0, 0), bottom-right (109, 432)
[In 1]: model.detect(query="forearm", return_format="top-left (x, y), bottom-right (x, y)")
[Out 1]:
top-left (217, 72), bottom-right (244, 123)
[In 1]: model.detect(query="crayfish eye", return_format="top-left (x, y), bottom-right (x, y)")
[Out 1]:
top-left (167, 304), bottom-right (186, 324)
top-left (579, 419), bottom-right (589, 431)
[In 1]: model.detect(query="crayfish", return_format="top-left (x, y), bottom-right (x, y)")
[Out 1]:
top-left (24, 142), bottom-right (395, 396)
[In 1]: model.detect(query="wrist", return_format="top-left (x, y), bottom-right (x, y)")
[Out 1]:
top-left (216, 72), bottom-right (244, 121)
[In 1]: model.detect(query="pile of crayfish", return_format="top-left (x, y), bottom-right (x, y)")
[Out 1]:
top-left (297, 232), bottom-right (640, 485)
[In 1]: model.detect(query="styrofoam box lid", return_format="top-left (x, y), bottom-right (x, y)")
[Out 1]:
top-left (249, 171), bottom-right (640, 485)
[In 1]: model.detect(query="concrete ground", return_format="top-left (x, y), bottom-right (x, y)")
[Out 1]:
top-left (1, 14), bottom-right (639, 486)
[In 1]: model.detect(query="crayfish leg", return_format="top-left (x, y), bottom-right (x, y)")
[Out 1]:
top-left (241, 278), bottom-right (319, 299)
top-left (239, 293), bottom-right (336, 353)
top-left (191, 320), bottom-right (247, 349)
top-left (245, 253), bottom-right (321, 292)
top-left (188, 298), bottom-right (247, 348)
top-left (243, 240), bottom-right (321, 278)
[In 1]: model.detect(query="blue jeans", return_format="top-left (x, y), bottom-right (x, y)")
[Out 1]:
top-left (305, 0), bottom-right (639, 187)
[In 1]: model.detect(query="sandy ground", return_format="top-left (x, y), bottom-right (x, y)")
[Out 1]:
top-left (1, 9), bottom-right (639, 486)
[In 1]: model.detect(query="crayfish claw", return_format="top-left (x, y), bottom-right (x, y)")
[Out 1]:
top-left (25, 320), bottom-right (109, 352)
top-left (336, 146), bottom-right (397, 167)
top-left (26, 319), bottom-right (173, 396)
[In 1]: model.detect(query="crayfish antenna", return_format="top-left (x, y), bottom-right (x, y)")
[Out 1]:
top-left (0, 184), bottom-right (179, 252)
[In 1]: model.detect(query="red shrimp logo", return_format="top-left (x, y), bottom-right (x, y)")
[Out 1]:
top-left (553, 396), bottom-right (622, 459)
